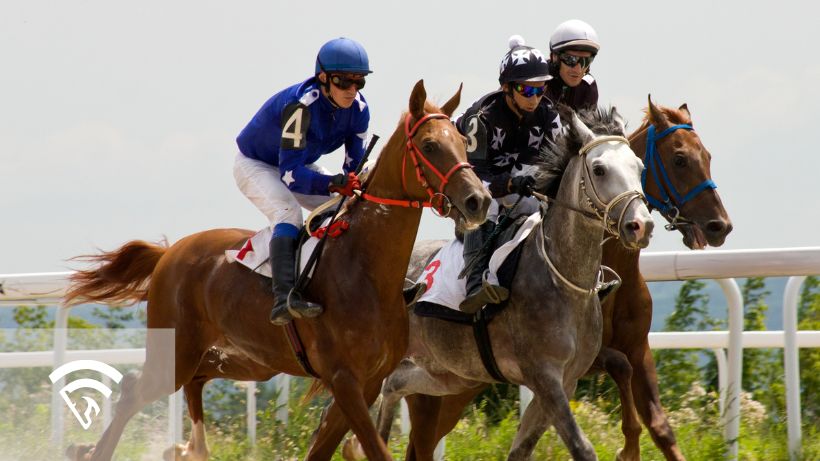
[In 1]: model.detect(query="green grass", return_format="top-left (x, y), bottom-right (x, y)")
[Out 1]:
top-left (197, 382), bottom-right (819, 461)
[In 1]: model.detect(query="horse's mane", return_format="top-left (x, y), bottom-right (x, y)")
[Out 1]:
top-left (535, 106), bottom-right (626, 197)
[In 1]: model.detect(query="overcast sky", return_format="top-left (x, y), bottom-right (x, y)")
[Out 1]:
top-left (1, 1), bottom-right (818, 273)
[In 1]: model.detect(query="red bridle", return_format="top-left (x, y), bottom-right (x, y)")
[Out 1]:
top-left (360, 113), bottom-right (473, 216)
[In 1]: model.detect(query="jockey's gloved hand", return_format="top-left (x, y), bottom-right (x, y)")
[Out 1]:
top-left (509, 175), bottom-right (535, 197)
top-left (328, 172), bottom-right (362, 196)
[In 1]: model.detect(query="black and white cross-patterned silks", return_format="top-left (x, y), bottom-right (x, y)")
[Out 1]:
top-left (456, 90), bottom-right (560, 198)
top-left (498, 35), bottom-right (551, 84)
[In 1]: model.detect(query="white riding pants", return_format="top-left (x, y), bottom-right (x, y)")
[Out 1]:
top-left (233, 153), bottom-right (332, 229)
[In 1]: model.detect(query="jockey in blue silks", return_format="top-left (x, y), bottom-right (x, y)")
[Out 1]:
top-left (234, 37), bottom-right (371, 325)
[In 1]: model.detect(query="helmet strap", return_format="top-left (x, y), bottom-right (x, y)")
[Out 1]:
top-left (504, 86), bottom-right (534, 121)
top-left (317, 60), bottom-right (342, 109)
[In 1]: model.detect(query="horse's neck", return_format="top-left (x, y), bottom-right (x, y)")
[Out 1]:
top-left (601, 236), bottom-right (640, 273)
top-left (542, 166), bottom-right (605, 289)
top-left (344, 126), bottom-right (424, 285)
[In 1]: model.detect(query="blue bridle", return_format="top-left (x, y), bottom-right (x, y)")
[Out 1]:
top-left (641, 124), bottom-right (717, 228)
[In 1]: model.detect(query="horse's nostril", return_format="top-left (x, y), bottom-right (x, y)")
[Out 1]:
top-left (645, 219), bottom-right (655, 235)
top-left (706, 219), bottom-right (728, 235)
top-left (625, 221), bottom-right (641, 233)
top-left (464, 195), bottom-right (479, 214)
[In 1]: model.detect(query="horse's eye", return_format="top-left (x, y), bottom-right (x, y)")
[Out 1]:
top-left (422, 142), bottom-right (436, 154)
top-left (674, 154), bottom-right (688, 167)
top-left (593, 165), bottom-right (606, 177)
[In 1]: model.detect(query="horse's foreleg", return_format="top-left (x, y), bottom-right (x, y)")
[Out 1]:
top-left (507, 394), bottom-right (552, 461)
top-left (307, 375), bottom-right (389, 461)
top-left (597, 347), bottom-right (642, 461)
top-left (405, 386), bottom-right (484, 461)
top-left (525, 372), bottom-right (597, 461)
top-left (176, 378), bottom-right (210, 461)
top-left (404, 394), bottom-right (442, 461)
top-left (341, 378), bottom-right (405, 461)
top-left (630, 344), bottom-right (686, 461)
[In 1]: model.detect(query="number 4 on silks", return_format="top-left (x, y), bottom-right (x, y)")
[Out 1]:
top-left (281, 103), bottom-right (311, 150)
top-left (463, 114), bottom-right (487, 163)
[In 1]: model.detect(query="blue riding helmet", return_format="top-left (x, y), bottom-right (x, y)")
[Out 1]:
top-left (315, 37), bottom-right (372, 75)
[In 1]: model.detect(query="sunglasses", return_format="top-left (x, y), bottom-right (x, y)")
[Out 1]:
top-left (512, 83), bottom-right (547, 98)
top-left (558, 53), bottom-right (594, 68)
top-left (329, 74), bottom-right (366, 90)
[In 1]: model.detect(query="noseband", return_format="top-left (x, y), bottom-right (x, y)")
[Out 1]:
top-left (535, 135), bottom-right (645, 296)
top-left (578, 136), bottom-right (646, 241)
top-left (642, 124), bottom-right (717, 230)
top-left (360, 113), bottom-right (472, 216)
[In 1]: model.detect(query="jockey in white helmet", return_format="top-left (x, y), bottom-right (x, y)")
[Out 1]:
top-left (546, 19), bottom-right (600, 110)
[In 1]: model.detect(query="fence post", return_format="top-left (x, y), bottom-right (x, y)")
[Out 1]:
top-left (783, 276), bottom-right (805, 461)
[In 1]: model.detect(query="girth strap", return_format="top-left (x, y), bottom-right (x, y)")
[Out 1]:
top-left (414, 301), bottom-right (509, 383)
top-left (472, 308), bottom-right (509, 383)
top-left (283, 321), bottom-right (320, 378)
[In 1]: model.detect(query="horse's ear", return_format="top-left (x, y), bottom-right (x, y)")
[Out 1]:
top-left (569, 110), bottom-right (595, 146)
top-left (410, 79), bottom-right (427, 120)
top-left (678, 103), bottom-right (692, 123)
top-left (611, 107), bottom-right (627, 135)
top-left (647, 94), bottom-right (669, 129)
top-left (440, 83), bottom-right (462, 118)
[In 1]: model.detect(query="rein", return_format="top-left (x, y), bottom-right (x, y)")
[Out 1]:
top-left (535, 136), bottom-right (645, 240)
top-left (641, 124), bottom-right (716, 230)
top-left (534, 135), bottom-right (644, 295)
top-left (359, 113), bottom-right (472, 216)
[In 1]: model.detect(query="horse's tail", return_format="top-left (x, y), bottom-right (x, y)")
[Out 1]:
top-left (64, 240), bottom-right (169, 307)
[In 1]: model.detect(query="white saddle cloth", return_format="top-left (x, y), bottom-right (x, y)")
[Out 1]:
top-left (225, 224), bottom-right (324, 279)
top-left (416, 212), bottom-right (542, 311)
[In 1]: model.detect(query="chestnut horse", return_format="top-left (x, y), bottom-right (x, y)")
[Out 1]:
top-left (374, 98), bottom-right (731, 461)
top-left (63, 80), bottom-right (491, 461)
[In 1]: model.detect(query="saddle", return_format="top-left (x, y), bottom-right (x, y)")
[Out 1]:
top-left (414, 210), bottom-right (530, 323)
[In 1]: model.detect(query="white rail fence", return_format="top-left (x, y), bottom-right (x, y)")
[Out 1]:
top-left (1, 246), bottom-right (820, 460)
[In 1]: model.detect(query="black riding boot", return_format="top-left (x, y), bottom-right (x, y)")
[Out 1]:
top-left (269, 235), bottom-right (324, 325)
top-left (459, 221), bottom-right (509, 313)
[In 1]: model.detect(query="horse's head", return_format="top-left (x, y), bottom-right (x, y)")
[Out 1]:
top-left (380, 79), bottom-right (490, 231)
top-left (554, 107), bottom-right (654, 249)
top-left (633, 96), bottom-right (733, 249)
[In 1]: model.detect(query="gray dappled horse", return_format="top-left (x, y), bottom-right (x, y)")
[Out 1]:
top-left (370, 108), bottom-right (654, 461)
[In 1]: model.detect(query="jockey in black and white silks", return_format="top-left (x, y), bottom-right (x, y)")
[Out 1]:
top-left (454, 35), bottom-right (560, 313)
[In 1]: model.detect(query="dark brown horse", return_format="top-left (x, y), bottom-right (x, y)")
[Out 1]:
top-left (63, 80), bottom-right (491, 461)
top-left (380, 98), bottom-right (731, 461)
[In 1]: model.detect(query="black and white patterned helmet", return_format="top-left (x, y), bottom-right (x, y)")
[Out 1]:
top-left (498, 35), bottom-right (551, 84)
top-left (549, 20), bottom-right (600, 54)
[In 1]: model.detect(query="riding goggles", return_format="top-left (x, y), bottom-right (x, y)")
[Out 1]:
top-left (512, 83), bottom-right (547, 98)
top-left (330, 74), bottom-right (366, 90)
top-left (558, 53), bottom-right (594, 69)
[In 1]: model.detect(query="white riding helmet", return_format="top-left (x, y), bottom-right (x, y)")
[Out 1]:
top-left (549, 19), bottom-right (600, 55)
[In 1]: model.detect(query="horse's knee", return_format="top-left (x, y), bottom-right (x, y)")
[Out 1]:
top-left (604, 352), bottom-right (634, 383)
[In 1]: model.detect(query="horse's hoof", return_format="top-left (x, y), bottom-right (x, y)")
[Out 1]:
top-left (163, 443), bottom-right (185, 461)
top-left (615, 447), bottom-right (640, 461)
top-left (341, 436), bottom-right (366, 461)
top-left (65, 443), bottom-right (95, 461)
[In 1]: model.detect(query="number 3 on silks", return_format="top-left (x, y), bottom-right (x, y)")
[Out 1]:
top-left (463, 114), bottom-right (487, 162)
top-left (423, 260), bottom-right (441, 290)
top-left (280, 103), bottom-right (311, 150)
